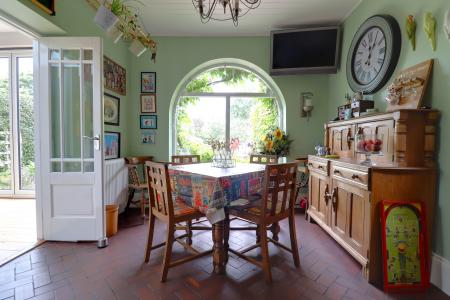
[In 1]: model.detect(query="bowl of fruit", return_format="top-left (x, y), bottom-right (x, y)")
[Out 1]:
top-left (355, 134), bottom-right (383, 165)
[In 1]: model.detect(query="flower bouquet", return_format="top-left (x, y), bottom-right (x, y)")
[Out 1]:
top-left (258, 128), bottom-right (293, 157)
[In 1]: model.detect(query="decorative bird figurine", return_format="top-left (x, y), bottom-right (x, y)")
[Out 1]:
top-left (406, 15), bottom-right (417, 50)
top-left (424, 12), bottom-right (437, 51)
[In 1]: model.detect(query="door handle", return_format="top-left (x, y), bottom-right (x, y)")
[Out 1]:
top-left (331, 187), bottom-right (338, 212)
top-left (324, 185), bottom-right (330, 205)
top-left (83, 134), bottom-right (101, 150)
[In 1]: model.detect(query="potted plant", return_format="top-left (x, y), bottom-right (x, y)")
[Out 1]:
top-left (94, 0), bottom-right (126, 31)
top-left (106, 24), bottom-right (124, 43)
top-left (129, 36), bottom-right (147, 56)
top-left (258, 128), bottom-right (293, 159)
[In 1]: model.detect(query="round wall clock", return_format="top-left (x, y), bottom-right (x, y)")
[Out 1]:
top-left (346, 15), bottom-right (401, 94)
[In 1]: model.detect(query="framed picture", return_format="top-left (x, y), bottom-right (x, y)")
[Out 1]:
top-left (141, 94), bottom-right (156, 113)
top-left (141, 72), bottom-right (156, 93)
top-left (104, 131), bottom-right (121, 160)
top-left (381, 200), bottom-right (429, 292)
top-left (104, 56), bottom-right (126, 95)
top-left (30, 0), bottom-right (55, 15)
top-left (104, 93), bottom-right (120, 125)
top-left (140, 115), bottom-right (157, 129)
top-left (141, 131), bottom-right (156, 144)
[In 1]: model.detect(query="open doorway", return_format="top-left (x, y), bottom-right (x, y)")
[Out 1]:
top-left (0, 18), bottom-right (38, 266)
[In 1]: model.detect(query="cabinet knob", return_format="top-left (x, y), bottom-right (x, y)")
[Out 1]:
top-left (318, 165), bottom-right (324, 169)
top-left (334, 169), bottom-right (340, 174)
top-left (351, 174), bottom-right (360, 180)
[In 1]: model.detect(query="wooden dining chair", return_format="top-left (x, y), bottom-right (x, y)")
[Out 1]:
top-left (226, 162), bottom-right (300, 283)
top-left (249, 154), bottom-right (281, 240)
top-left (171, 155), bottom-right (201, 165)
top-left (250, 154), bottom-right (278, 165)
top-left (144, 161), bottom-right (212, 282)
top-left (124, 156), bottom-right (153, 217)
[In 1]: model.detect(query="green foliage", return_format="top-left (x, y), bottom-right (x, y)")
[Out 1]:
top-left (0, 72), bottom-right (34, 189)
top-left (176, 67), bottom-right (279, 161)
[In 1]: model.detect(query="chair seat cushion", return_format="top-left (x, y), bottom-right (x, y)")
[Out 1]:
top-left (228, 194), bottom-right (264, 216)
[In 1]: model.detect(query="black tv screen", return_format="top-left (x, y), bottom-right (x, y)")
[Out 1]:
top-left (270, 26), bottom-right (341, 75)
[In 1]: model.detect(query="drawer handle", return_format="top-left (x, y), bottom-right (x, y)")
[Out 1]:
top-left (318, 165), bottom-right (324, 170)
top-left (351, 174), bottom-right (360, 180)
top-left (308, 163), bottom-right (313, 167)
top-left (333, 169), bottom-right (340, 174)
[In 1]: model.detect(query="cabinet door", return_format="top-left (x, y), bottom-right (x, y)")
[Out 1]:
top-left (328, 125), bottom-right (355, 158)
top-left (331, 179), bottom-right (370, 258)
top-left (356, 120), bottom-right (395, 163)
top-left (330, 183), bottom-right (348, 241)
top-left (308, 172), bottom-right (330, 225)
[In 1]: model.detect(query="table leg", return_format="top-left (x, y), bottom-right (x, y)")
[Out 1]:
top-left (271, 222), bottom-right (280, 241)
top-left (212, 220), bottom-right (226, 274)
top-left (223, 211), bottom-right (230, 264)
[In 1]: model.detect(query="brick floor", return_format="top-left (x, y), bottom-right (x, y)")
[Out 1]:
top-left (0, 209), bottom-right (448, 300)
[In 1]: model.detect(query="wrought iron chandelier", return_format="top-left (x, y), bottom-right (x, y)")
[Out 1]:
top-left (192, 0), bottom-right (262, 26)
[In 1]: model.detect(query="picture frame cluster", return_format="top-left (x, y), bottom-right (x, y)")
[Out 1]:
top-left (140, 72), bottom-right (157, 144)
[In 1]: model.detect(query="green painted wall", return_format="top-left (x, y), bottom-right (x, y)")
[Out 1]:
top-left (12, 0), bottom-right (132, 156)
top-left (128, 37), bottom-right (329, 161)
top-left (328, 0), bottom-right (450, 260)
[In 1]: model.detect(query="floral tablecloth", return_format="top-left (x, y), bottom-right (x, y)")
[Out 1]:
top-left (169, 163), bottom-right (266, 223)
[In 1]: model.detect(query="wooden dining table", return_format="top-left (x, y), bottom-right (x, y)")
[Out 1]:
top-left (169, 162), bottom-right (266, 274)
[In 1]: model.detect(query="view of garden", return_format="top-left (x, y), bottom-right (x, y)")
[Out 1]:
top-left (0, 57), bottom-right (35, 191)
top-left (175, 66), bottom-right (280, 162)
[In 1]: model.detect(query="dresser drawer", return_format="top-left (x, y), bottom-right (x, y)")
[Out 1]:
top-left (307, 158), bottom-right (329, 176)
top-left (331, 165), bottom-right (369, 189)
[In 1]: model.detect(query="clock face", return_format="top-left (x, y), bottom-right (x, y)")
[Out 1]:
top-left (346, 15), bottom-right (401, 94)
top-left (353, 27), bottom-right (386, 85)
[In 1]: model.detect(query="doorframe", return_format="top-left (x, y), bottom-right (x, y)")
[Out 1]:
top-left (0, 13), bottom-right (44, 240)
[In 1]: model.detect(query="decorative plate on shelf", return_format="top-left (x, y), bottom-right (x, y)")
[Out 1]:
top-left (346, 15), bottom-right (401, 94)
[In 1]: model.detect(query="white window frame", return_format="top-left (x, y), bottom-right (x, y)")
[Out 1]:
top-left (0, 49), bottom-right (34, 197)
top-left (170, 60), bottom-right (286, 157)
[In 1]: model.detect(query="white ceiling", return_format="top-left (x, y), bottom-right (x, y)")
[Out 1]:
top-left (137, 0), bottom-right (361, 36)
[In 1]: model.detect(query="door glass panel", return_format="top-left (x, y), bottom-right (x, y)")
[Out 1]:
top-left (62, 64), bottom-right (81, 160)
top-left (83, 162), bottom-right (94, 172)
top-left (0, 57), bottom-right (12, 190)
top-left (63, 162), bottom-right (81, 172)
top-left (83, 64), bottom-right (94, 162)
top-left (230, 97), bottom-right (279, 162)
top-left (17, 57), bottom-right (35, 190)
top-left (62, 49), bottom-right (80, 60)
top-left (50, 64), bottom-right (61, 160)
top-left (83, 50), bottom-right (93, 60)
top-left (49, 49), bottom-right (60, 60)
top-left (175, 97), bottom-right (226, 161)
top-left (51, 162), bottom-right (61, 172)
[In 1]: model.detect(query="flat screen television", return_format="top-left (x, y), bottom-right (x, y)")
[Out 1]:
top-left (270, 26), bottom-right (341, 75)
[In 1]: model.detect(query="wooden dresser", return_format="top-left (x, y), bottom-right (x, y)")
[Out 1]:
top-left (307, 109), bottom-right (439, 284)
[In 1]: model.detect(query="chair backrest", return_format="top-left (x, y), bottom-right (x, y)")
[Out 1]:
top-left (250, 154), bottom-right (278, 165)
top-left (171, 155), bottom-right (201, 165)
top-left (125, 156), bottom-right (153, 186)
top-left (260, 162), bottom-right (298, 219)
top-left (145, 161), bottom-right (174, 218)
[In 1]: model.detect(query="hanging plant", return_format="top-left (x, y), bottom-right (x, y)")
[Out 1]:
top-left (87, 0), bottom-right (157, 61)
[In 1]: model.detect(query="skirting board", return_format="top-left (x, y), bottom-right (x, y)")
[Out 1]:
top-left (431, 252), bottom-right (450, 295)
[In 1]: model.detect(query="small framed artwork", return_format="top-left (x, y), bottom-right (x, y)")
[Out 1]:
top-left (381, 200), bottom-right (429, 292)
top-left (141, 94), bottom-right (156, 113)
top-left (104, 131), bottom-right (121, 160)
top-left (141, 131), bottom-right (156, 144)
top-left (104, 56), bottom-right (126, 95)
top-left (141, 72), bottom-right (156, 93)
top-left (104, 93), bottom-right (120, 125)
top-left (30, 0), bottom-right (55, 15)
top-left (140, 115), bottom-right (157, 129)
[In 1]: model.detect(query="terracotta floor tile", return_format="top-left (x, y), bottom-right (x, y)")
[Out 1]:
top-left (0, 209), bottom-right (448, 300)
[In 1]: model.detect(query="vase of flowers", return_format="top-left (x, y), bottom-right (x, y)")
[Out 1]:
top-left (258, 128), bottom-right (293, 159)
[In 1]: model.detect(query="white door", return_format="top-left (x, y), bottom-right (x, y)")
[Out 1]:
top-left (36, 37), bottom-right (104, 241)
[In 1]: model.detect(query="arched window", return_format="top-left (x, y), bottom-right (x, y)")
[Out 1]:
top-left (171, 60), bottom-right (285, 162)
